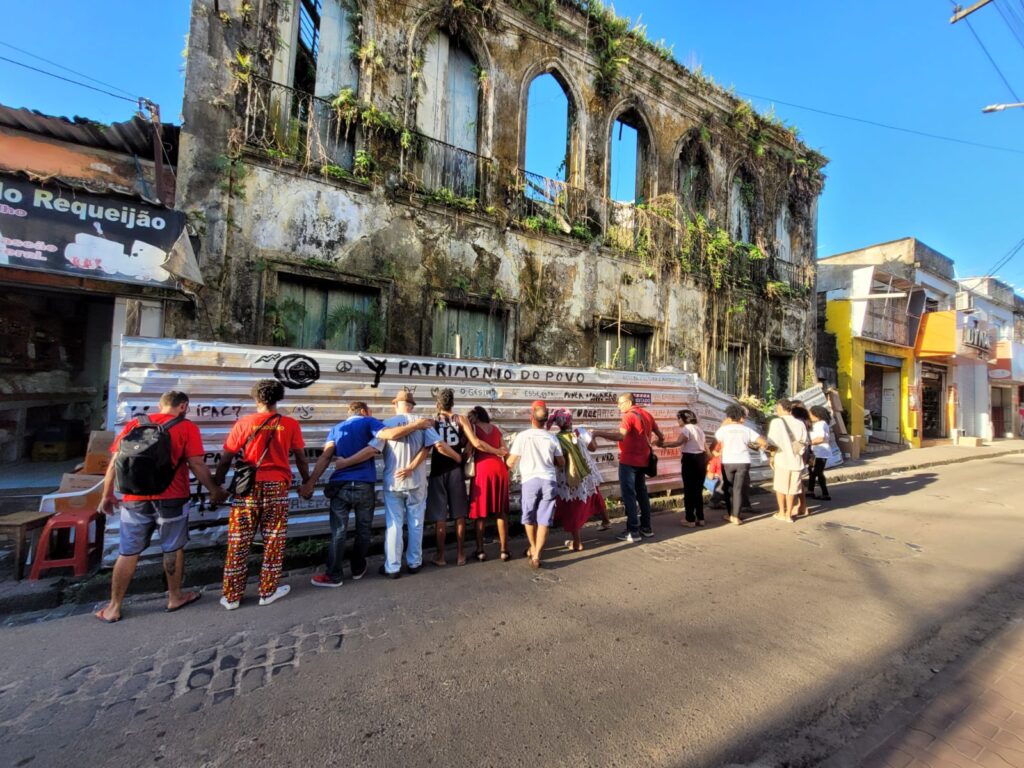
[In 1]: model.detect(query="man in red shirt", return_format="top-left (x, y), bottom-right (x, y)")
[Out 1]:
top-left (592, 393), bottom-right (664, 542)
top-left (95, 391), bottom-right (227, 623)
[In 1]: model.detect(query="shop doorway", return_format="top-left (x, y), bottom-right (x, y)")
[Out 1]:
top-left (991, 386), bottom-right (1011, 438)
top-left (921, 365), bottom-right (946, 439)
top-left (863, 362), bottom-right (901, 443)
top-left (0, 289), bottom-right (114, 485)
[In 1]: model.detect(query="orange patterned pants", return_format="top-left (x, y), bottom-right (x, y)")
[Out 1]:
top-left (222, 480), bottom-right (289, 602)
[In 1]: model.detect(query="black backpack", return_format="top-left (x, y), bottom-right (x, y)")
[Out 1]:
top-left (114, 414), bottom-right (186, 496)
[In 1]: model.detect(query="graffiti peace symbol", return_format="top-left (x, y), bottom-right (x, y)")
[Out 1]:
top-left (273, 354), bottom-right (321, 389)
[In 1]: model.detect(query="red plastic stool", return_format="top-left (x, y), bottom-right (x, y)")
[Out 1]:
top-left (29, 509), bottom-right (105, 579)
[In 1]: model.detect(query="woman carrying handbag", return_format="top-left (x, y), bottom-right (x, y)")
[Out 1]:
top-left (215, 379), bottom-right (309, 609)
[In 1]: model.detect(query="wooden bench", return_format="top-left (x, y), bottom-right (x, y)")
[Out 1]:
top-left (0, 511), bottom-right (53, 581)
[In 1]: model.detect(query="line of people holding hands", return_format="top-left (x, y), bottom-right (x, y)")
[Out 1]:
top-left (93, 379), bottom-right (830, 623)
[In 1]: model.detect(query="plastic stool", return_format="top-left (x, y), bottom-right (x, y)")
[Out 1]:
top-left (28, 509), bottom-right (105, 580)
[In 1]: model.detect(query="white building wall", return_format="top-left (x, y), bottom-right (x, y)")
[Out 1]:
top-left (954, 362), bottom-right (991, 440)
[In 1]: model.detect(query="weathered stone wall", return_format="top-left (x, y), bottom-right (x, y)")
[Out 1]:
top-left (171, 0), bottom-right (826, 395)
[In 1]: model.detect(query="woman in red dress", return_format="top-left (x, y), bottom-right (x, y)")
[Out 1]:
top-left (460, 406), bottom-right (511, 561)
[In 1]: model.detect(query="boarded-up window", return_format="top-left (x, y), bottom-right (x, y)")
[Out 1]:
top-left (431, 304), bottom-right (505, 360)
top-left (269, 0), bottom-right (357, 170)
top-left (275, 277), bottom-right (382, 352)
top-left (765, 353), bottom-right (792, 398)
top-left (679, 140), bottom-right (712, 218)
top-left (729, 174), bottom-right (753, 244)
top-left (775, 205), bottom-right (792, 263)
top-left (416, 32), bottom-right (480, 197)
top-left (720, 345), bottom-right (743, 395)
top-left (596, 323), bottom-right (652, 371)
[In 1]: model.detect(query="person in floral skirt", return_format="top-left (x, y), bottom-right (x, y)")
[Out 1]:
top-left (546, 409), bottom-right (606, 552)
top-left (215, 379), bottom-right (308, 609)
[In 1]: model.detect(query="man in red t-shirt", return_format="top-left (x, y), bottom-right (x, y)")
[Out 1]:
top-left (592, 393), bottom-right (664, 542)
top-left (95, 391), bottom-right (227, 623)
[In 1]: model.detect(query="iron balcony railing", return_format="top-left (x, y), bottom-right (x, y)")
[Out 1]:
top-left (404, 133), bottom-right (490, 204)
top-left (511, 169), bottom-right (589, 232)
top-left (244, 76), bottom-right (356, 171)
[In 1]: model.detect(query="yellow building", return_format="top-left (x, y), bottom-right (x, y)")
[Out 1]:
top-left (819, 264), bottom-right (926, 449)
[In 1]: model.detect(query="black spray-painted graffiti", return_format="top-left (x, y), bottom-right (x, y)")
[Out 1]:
top-left (273, 354), bottom-right (320, 389)
top-left (192, 404), bottom-right (243, 419)
top-left (255, 353), bottom-right (282, 364)
top-left (359, 353), bottom-right (388, 388)
top-left (291, 405), bottom-right (315, 420)
top-left (335, 361), bottom-right (353, 374)
top-left (395, 359), bottom-right (586, 383)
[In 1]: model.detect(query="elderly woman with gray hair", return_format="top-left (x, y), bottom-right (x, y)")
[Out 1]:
top-left (546, 408), bottom-right (607, 552)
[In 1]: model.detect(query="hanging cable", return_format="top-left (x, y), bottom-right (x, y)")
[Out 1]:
top-left (0, 55), bottom-right (139, 103)
top-left (0, 39), bottom-right (136, 98)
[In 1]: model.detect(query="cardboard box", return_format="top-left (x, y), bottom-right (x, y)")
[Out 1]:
top-left (82, 430), bottom-right (115, 475)
top-left (54, 473), bottom-right (105, 513)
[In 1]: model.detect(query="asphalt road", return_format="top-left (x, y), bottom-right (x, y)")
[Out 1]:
top-left (2, 456), bottom-right (1023, 768)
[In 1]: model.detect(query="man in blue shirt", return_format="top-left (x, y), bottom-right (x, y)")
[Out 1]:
top-left (302, 401), bottom-right (431, 585)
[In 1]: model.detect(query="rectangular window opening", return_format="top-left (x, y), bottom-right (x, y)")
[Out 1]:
top-left (431, 303), bottom-right (507, 360)
top-left (273, 275), bottom-right (383, 352)
top-left (596, 321), bottom-right (653, 371)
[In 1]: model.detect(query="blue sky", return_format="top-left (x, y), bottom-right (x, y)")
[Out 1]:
top-left (3, 1), bottom-right (1023, 287)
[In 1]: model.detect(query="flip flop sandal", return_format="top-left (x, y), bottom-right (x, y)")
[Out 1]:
top-left (166, 591), bottom-right (202, 613)
top-left (474, 550), bottom-right (487, 562)
top-left (500, 550), bottom-right (511, 562)
top-left (597, 523), bottom-right (611, 531)
top-left (95, 609), bottom-right (120, 624)
top-left (529, 558), bottom-right (541, 569)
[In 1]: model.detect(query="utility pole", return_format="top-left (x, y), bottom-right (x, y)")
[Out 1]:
top-left (950, 0), bottom-right (994, 23)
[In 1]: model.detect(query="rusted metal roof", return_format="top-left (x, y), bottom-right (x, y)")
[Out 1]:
top-left (0, 104), bottom-right (179, 164)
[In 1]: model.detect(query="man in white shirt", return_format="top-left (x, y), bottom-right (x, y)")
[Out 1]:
top-left (370, 390), bottom-right (455, 578)
top-left (714, 404), bottom-right (767, 525)
top-left (767, 399), bottom-right (810, 523)
top-left (507, 400), bottom-right (564, 569)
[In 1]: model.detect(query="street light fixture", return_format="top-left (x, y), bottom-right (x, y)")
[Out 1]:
top-left (982, 102), bottom-right (1024, 113)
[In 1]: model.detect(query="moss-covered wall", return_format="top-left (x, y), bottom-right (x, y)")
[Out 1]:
top-left (171, 0), bottom-right (826, 396)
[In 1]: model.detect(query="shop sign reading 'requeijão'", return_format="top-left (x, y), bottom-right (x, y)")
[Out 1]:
top-left (0, 175), bottom-right (186, 287)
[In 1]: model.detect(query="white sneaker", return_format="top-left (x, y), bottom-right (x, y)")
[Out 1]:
top-left (259, 585), bottom-right (290, 606)
top-left (220, 596), bottom-right (240, 611)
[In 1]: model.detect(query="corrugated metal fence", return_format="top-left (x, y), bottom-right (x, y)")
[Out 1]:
top-left (101, 338), bottom-right (835, 559)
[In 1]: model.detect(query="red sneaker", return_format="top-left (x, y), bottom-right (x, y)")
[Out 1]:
top-left (310, 573), bottom-right (343, 588)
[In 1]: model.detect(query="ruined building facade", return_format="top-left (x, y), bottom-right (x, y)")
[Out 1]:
top-left (174, 0), bottom-right (826, 397)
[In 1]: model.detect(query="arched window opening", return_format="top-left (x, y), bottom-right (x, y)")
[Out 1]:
top-left (678, 140), bottom-right (712, 219)
top-left (728, 171), bottom-right (754, 244)
top-left (609, 113), bottom-right (645, 203)
top-left (521, 72), bottom-right (579, 228)
top-left (415, 30), bottom-right (482, 199)
top-left (607, 109), bottom-right (650, 249)
top-left (525, 74), bottom-right (570, 182)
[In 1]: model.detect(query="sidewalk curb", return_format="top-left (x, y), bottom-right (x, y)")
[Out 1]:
top-left (826, 446), bottom-right (1024, 485)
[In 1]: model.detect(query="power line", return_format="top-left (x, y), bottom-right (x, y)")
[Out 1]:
top-left (964, 17), bottom-right (1022, 100)
top-left (994, 1), bottom-right (1024, 50)
top-left (0, 55), bottom-right (139, 103)
top-left (735, 90), bottom-right (1024, 156)
top-left (0, 39), bottom-right (136, 98)
top-left (981, 236), bottom-right (1024, 279)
